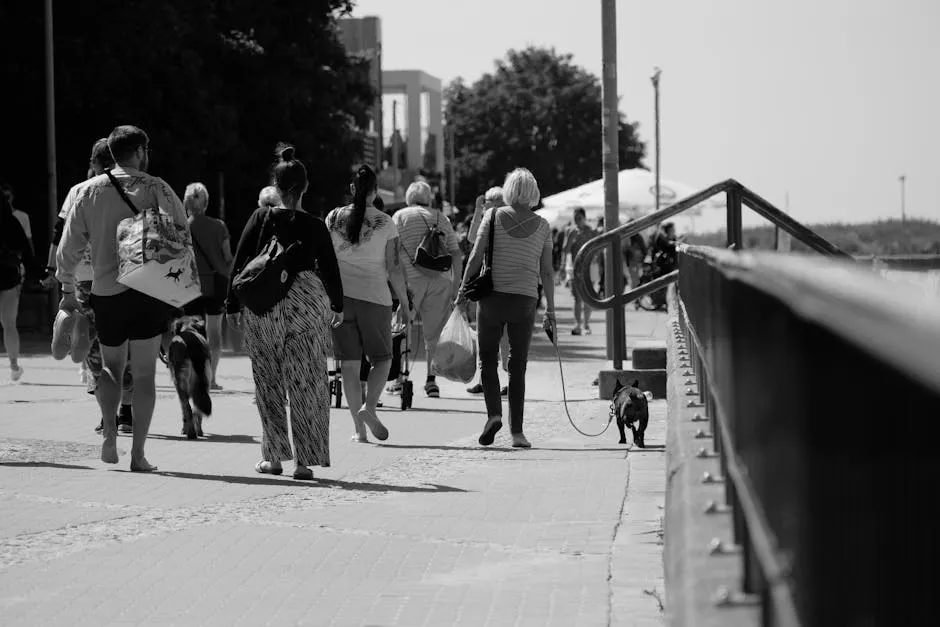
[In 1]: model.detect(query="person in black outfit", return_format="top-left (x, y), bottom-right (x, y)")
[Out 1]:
top-left (227, 144), bottom-right (344, 480)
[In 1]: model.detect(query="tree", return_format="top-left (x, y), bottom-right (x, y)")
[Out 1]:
top-left (0, 0), bottom-right (373, 249)
top-left (443, 47), bottom-right (646, 208)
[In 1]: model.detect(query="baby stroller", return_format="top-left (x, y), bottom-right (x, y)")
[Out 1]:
top-left (635, 253), bottom-right (675, 312)
top-left (328, 316), bottom-right (414, 411)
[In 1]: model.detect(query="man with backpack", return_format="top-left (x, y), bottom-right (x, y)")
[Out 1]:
top-left (392, 181), bottom-right (463, 398)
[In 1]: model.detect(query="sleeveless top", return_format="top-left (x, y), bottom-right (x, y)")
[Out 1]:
top-left (477, 207), bottom-right (551, 299)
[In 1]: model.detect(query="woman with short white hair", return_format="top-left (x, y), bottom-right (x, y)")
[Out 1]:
top-left (393, 180), bottom-right (463, 398)
top-left (183, 181), bottom-right (233, 390)
top-left (457, 168), bottom-right (556, 448)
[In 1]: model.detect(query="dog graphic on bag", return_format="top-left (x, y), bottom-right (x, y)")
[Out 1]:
top-left (165, 267), bottom-right (184, 282)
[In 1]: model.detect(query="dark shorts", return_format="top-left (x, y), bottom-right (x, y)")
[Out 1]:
top-left (332, 296), bottom-right (392, 362)
top-left (90, 289), bottom-right (177, 347)
top-left (183, 293), bottom-right (225, 317)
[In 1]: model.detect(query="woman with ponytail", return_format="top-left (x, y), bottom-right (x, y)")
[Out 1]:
top-left (227, 144), bottom-right (344, 480)
top-left (326, 165), bottom-right (412, 443)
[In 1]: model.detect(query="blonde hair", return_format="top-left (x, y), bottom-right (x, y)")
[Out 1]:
top-left (258, 186), bottom-right (280, 209)
top-left (484, 186), bottom-right (504, 205)
top-left (502, 168), bottom-right (540, 208)
top-left (405, 181), bottom-right (432, 206)
top-left (184, 182), bottom-right (209, 214)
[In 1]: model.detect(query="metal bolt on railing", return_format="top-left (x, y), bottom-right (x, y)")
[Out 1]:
top-left (704, 499), bottom-right (731, 514)
top-left (686, 388), bottom-right (699, 396)
top-left (709, 538), bottom-right (742, 555)
top-left (702, 471), bottom-right (724, 484)
top-left (691, 413), bottom-right (708, 422)
top-left (687, 400), bottom-right (703, 408)
top-left (696, 447), bottom-right (719, 459)
top-left (682, 369), bottom-right (694, 377)
top-left (694, 429), bottom-right (713, 439)
top-left (684, 378), bottom-right (696, 385)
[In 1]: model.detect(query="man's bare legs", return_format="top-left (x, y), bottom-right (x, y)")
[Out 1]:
top-left (206, 313), bottom-right (223, 387)
top-left (127, 335), bottom-right (162, 471)
top-left (97, 343), bottom-right (129, 464)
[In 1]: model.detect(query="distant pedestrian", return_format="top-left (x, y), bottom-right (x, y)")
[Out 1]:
top-left (2, 184), bottom-right (33, 256)
top-left (183, 182), bottom-right (233, 390)
top-left (564, 207), bottom-right (595, 335)
top-left (392, 181), bottom-right (463, 399)
top-left (57, 124), bottom-right (185, 471)
top-left (0, 186), bottom-right (34, 382)
top-left (457, 168), bottom-right (555, 449)
top-left (228, 145), bottom-right (344, 480)
top-left (326, 165), bottom-right (412, 443)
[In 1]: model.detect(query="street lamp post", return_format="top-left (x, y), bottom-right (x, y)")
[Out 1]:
top-left (44, 0), bottom-right (57, 242)
top-left (899, 175), bottom-right (907, 225)
top-left (651, 67), bottom-right (662, 213)
top-left (601, 0), bottom-right (624, 368)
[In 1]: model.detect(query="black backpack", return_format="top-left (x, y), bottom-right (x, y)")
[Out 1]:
top-left (412, 211), bottom-right (452, 272)
top-left (231, 208), bottom-right (298, 315)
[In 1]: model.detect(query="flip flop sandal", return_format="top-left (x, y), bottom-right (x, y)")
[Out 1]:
top-left (254, 460), bottom-right (283, 475)
top-left (293, 468), bottom-right (314, 480)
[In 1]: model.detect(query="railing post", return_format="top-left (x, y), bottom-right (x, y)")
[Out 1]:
top-left (726, 184), bottom-right (743, 250)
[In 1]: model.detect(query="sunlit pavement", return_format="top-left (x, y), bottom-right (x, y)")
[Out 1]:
top-left (1, 289), bottom-right (668, 626)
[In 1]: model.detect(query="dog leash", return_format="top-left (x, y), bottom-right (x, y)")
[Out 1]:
top-left (546, 326), bottom-right (615, 438)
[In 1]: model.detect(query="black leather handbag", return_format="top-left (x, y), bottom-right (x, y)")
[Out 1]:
top-left (461, 209), bottom-right (495, 302)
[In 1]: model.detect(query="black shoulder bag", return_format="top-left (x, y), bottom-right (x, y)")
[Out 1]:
top-left (231, 208), bottom-right (297, 315)
top-left (461, 209), bottom-right (495, 302)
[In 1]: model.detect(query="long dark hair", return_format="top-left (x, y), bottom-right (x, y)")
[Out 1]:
top-left (272, 142), bottom-right (307, 207)
top-left (347, 164), bottom-right (377, 244)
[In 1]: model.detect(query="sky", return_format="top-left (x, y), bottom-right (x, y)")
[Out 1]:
top-left (349, 0), bottom-right (939, 226)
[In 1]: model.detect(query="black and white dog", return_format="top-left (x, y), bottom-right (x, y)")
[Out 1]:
top-left (612, 379), bottom-right (650, 447)
top-left (165, 316), bottom-right (212, 439)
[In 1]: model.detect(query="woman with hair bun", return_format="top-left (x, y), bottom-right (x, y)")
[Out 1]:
top-left (227, 144), bottom-right (344, 480)
top-left (326, 165), bottom-right (412, 443)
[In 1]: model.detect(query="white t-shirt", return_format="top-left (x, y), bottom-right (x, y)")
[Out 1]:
top-left (58, 185), bottom-right (94, 282)
top-left (326, 204), bottom-right (399, 306)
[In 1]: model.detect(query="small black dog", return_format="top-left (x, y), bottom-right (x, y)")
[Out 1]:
top-left (166, 316), bottom-right (212, 439)
top-left (612, 379), bottom-right (650, 447)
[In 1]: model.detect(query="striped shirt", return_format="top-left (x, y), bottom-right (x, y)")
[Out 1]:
top-left (392, 205), bottom-right (461, 282)
top-left (475, 208), bottom-right (551, 298)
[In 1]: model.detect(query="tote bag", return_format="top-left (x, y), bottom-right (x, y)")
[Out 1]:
top-left (108, 171), bottom-right (201, 308)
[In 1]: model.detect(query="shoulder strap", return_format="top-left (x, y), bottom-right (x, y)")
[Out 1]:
top-left (105, 170), bottom-right (139, 216)
top-left (485, 208), bottom-right (496, 267)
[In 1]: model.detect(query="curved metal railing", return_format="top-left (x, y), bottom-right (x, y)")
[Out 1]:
top-left (571, 179), bottom-right (851, 312)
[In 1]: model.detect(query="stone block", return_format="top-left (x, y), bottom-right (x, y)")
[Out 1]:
top-left (631, 346), bottom-right (667, 370)
top-left (598, 368), bottom-right (667, 400)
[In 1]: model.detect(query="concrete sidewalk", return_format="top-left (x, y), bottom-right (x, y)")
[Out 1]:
top-left (0, 291), bottom-right (668, 626)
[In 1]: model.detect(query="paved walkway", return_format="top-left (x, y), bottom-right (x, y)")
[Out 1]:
top-left (0, 290), bottom-right (667, 626)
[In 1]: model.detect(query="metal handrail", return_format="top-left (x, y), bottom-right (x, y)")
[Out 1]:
top-left (571, 179), bottom-right (851, 311)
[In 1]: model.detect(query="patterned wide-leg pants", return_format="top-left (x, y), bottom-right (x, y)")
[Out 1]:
top-left (243, 271), bottom-right (332, 468)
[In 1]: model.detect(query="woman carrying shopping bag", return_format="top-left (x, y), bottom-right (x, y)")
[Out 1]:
top-left (456, 168), bottom-right (556, 448)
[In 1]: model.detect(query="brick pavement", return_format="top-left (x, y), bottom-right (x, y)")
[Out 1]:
top-left (0, 290), bottom-right (667, 626)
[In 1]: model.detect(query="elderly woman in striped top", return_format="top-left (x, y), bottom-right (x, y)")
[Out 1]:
top-left (457, 168), bottom-right (555, 448)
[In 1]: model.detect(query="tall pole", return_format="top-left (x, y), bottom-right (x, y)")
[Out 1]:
top-left (601, 0), bottom-right (624, 368)
top-left (391, 100), bottom-right (399, 200)
top-left (651, 67), bottom-right (662, 213)
top-left (899, 175), bottom-right (906, 225)
top-left (44, 0), bottom-right (58, 242)
top-left (448, 126), bottom-right (456, 208)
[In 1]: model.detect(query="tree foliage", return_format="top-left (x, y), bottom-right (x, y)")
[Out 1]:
top-left (0, 0), bottom-right (373, 247)
top-left (444, 47), bottom-right (646, 207)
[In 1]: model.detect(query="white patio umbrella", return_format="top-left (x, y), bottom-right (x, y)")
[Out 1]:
top-left (539, 169), bottom-right (724, 229)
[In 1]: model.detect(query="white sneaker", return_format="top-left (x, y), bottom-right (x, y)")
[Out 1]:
top-left (583, 324), bottom-right (592, 335)
top-left (10, 365), bottom-right (24, 382)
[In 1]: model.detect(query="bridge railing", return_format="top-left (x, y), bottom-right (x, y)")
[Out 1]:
top-left (571, 179), bottom-right (851, 313)
top-left (675, 245), bottom-right (940, 626)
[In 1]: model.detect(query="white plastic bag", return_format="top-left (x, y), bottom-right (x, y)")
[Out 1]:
top-left (431, 308), bottom-right (477, 383)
